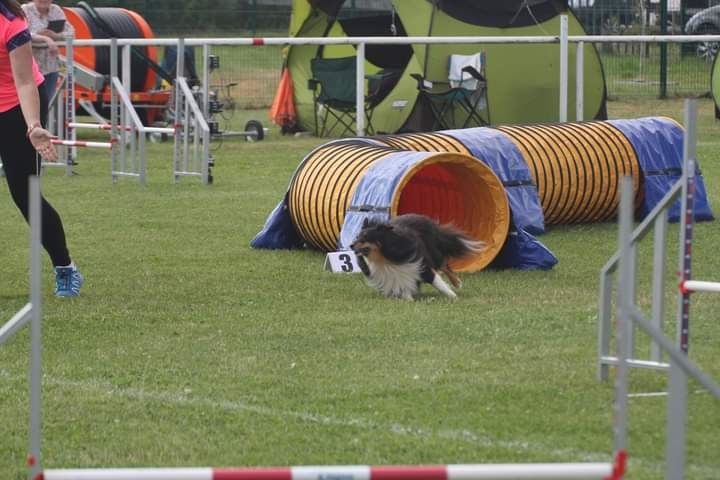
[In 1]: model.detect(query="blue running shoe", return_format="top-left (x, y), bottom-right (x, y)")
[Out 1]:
top-left (54, 266), bottom-right (84, 297)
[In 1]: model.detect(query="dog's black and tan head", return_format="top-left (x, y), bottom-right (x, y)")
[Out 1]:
top-left (350, 219), bottom-right (387, 263)
top-left (350, 218), bottom-right (417, 265)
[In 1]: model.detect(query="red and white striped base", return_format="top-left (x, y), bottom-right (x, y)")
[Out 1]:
top-left (41, 456), bottom-right (627, 480)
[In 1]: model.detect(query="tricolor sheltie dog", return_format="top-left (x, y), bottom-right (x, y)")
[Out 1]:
top-left (350, 214), bottom-right (485, 300)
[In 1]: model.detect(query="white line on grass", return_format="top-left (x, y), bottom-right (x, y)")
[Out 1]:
top-left (628, 390), bottom-right (707, 398)
top-left (1, 370), bottom-right (718, 477)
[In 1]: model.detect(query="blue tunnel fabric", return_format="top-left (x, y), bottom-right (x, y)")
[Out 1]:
top-left (250, 194), bottom-right (304, 249)
top-left (443, 127), bottom-right (546, 235)
top-left (338, 151), bottom-right (422, 250)
top-left (608, 118), bottom-right (714, 222)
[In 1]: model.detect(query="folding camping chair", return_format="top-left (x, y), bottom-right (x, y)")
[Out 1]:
top-left (412, 52), bottom-right (490, 130)
top-left (309, 56), bottom-right (401, 137)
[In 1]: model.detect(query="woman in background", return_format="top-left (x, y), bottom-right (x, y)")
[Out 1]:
top-left (1, 0), bottom-right (83, 297)
top-left (22, 0), bottom-right (72, 104)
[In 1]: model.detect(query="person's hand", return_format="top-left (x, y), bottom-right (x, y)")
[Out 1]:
top-left (34, 33), bottom-right (59, 54)
top-left (41, 34), bottom-right (58, 54)
top-left (28, 126), bottom-right (58, 162)
top-left (38, 29), bottom-right (59, 39)
top-left (46, 38), bottom-right (58, 55)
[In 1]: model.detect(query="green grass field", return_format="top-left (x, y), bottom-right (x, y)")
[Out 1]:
top-left (1, 97), bottom-right (719, 479)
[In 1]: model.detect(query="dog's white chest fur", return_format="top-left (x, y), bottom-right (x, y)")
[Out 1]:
top-left (365, 259), bottom-right (422, 300)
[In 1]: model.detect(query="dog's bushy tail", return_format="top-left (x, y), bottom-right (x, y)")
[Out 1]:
top-left (436, 224), bottom-right (486, 259)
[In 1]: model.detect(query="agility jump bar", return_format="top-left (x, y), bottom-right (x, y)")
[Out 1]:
top-left (67, 122), bottom-right (178, 135)
top-left (680, 280), bottom-right (720, 294)
top-left (51, 139), bottom-right (117, 149)
top-left (42, 457), bottom-right (626, 480)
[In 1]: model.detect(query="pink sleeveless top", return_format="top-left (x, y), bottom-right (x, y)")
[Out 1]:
top-left (0, 4), bottom-right (44, 113)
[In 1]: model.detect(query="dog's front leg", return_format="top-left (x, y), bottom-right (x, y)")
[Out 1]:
top-left (421, 268), bottom-right (457, 299)
top-left (442, 265), bottom-right (462, 289)
top-left (356, 255), bottom-right (371, 277)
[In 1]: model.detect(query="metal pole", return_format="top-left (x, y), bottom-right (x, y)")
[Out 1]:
top-left (173, 39), bottom-right (185, 183)
top-left (202, 44), bottom-right (210, 121)
top-left (110, 38), bottom-right (119, 183)
top-left (27, 176), bottom-right (42, 480)
top-left (659, 0), bottom-right (668, 98)
top-left (139, 124), bottom-right (146, 185)
top-left (355, 42), bottom-right (366, 136)
top-left (677, 98), bottom-right (696, 354)
top-left (650, 212), bottom-right (668, 363)
top-left (664, 98), bottom-right (697, 479)
top-left (64, 32), bottom-right (76, 175)
top-left (665, 361), bottom-right (687, 479)
top-left (121, 45), bottom-right (135, 176)
top-left (575, 40), bottom-right (584, 122)
top-left (613, 176), bottom-right (633, 455)
top-left (559, 15), bottom-right (568, 123)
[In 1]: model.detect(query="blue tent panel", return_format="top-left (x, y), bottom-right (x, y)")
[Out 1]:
top-left (250, 194), bottom-right (304, 249)
top-left (443, 127), bottom-right (546, 235)
top-left (490, 227), bottom-right (558, 270)
top-left (608, 118), bottom-right (714, 222)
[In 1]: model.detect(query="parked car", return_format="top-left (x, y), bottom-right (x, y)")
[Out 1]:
top-left (685, 5), bottom-right (720, 61)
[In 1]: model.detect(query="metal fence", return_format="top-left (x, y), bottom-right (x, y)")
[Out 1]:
top-left (160, 5), bottom-right (719, 111)
top-left (192, 42), bottom-right (718, 114)
top-left (68, 2), bottom-right (719, 110)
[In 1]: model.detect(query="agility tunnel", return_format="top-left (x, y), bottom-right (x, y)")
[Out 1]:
top-left (286, 142), bottom-right (510, 272)
top-left (373, 124), bottom-right (640, 235)
top-left (252, 117), bottom-right (713, 271)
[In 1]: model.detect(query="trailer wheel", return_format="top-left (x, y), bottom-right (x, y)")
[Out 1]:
top-left (244, 120), bottom-right (264, 142)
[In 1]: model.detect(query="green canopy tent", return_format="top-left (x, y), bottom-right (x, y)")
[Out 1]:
top-left (283, 0), bottom-right (607, 136)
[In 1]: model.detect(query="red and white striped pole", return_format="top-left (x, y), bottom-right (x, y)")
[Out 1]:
top-left (68, 122), bottom-right (132, 132)
top-left (51, 139), bottom-right (117, 149)
top-left (680, 280), bottom-right (720, 294)
top-left (42, 453), bottom-right (627, 480)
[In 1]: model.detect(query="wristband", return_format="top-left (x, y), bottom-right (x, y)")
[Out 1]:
top-left (26, 122), bottom-right (42, 137)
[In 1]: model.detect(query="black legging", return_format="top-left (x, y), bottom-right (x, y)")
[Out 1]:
top-left (0, 85), bottom-right (71, 267)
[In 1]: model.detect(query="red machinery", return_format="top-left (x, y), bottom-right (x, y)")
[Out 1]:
top-left (60, 3), bottom-right (172, 124)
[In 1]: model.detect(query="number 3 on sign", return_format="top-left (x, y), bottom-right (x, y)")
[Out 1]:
top-left (324, 251), bottom-right (361, 273)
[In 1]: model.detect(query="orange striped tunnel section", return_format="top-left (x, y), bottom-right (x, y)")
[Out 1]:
top-left (496, 122), bottom-right (641, 225)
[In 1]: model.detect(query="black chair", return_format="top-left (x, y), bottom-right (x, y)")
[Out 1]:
top-left (412, 52), bottom-right (490, 130)
top-left (364, 68), bottom-right (402, 134)
top-left (309, 57), bottom-right (401, 137)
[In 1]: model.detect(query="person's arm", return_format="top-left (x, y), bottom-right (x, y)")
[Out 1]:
top-left (31, 32), bottom-right (58, 53)
top-left (9, 41), bottom-right (57, 161)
